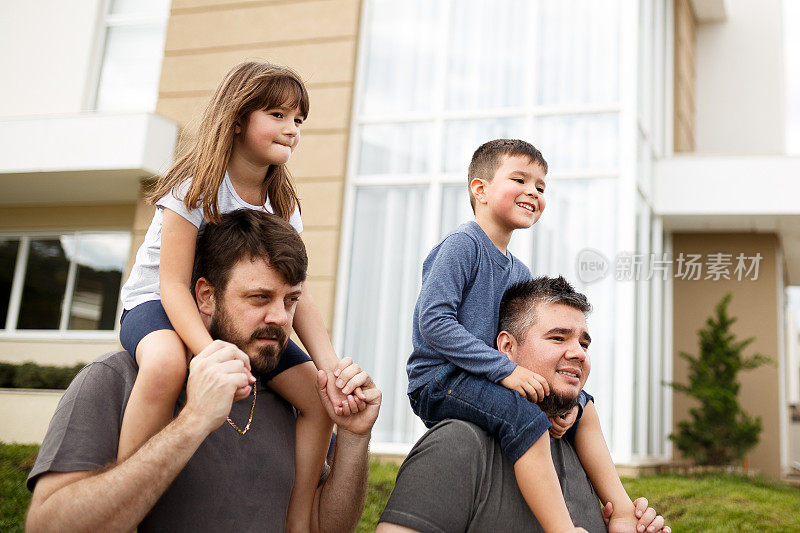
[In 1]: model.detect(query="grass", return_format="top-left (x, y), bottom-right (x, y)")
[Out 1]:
top-left (0, 443), bottom-right (38, 533)
top-left (3, 442), bottom-right (800, 532)
top-left (622, 473), bottom-right (800, 532)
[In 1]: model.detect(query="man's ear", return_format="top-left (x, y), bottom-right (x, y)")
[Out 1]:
top-left (469, 177), bottom-right (488, 205)
top-left (195, 278), bottom-right (216, 317)
top-left (496, 330), bottom-right (518, 361)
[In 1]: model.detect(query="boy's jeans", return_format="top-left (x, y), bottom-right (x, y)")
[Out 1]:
top-left (409, 363), bottom-right (553, 463)
top-left (408, 363), bottom-right (593, 463)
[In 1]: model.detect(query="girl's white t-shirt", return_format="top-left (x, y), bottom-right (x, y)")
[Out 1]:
top-left (120, 174), bottom-right (303, 310)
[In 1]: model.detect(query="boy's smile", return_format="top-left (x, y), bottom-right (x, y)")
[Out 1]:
top-left (472, 154), bottom-right (547, 251)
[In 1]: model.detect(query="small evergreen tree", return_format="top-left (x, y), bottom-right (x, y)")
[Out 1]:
top-left (669, 292), bottom-right (771, 466)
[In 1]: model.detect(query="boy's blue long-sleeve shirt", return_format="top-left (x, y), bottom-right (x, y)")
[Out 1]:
top-left (407, 221), bottom-right (533, 393)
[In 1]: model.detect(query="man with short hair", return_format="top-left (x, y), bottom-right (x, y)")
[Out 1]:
top-left (378, 276), bottom-right (669, 533)
top-left (26, 210), bottom-right (381, 532)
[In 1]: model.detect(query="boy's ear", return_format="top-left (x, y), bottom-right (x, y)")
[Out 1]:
top-left (195, 278), bottom-right (216, 317)
top-left (470, 177), bottom-right (488, 205)
top-left (496, 330), bottom-right (517, 361)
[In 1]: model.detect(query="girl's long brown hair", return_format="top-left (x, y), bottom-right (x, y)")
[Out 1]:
top-left (147, 61), bottom-right (310, 223)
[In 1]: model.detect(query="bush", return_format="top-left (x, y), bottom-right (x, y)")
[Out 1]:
top-left (0, 362), bottom-right (86, 390)
top-left (668, 292), bottom-right (771, 466)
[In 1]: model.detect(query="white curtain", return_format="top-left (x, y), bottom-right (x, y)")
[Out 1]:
top-left (345, 0), bottom-right (623, 445)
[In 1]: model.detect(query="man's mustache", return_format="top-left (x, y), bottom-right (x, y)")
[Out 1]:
top-left (250, 325), bottom-right (287, 346)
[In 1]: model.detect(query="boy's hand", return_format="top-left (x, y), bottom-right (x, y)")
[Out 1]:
top-left (548, 405), bottom-right (579, 439)
top-left (499, 366), bottom-right (550, 402)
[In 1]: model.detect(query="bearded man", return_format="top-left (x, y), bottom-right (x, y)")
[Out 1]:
top-left (26, 210), bottom-right (381, 532)
top-left (378, 276), bottom-right (669, 533)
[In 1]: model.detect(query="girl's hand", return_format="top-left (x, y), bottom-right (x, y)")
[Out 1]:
top-left (332, 357), bottom-right (368, 414)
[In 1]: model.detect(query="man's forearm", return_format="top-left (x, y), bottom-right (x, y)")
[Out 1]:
top-left (313, 429), bottom-right (370, 533)
top-left (27, 410), bottom-right (209, 532)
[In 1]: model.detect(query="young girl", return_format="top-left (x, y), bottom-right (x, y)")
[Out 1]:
top-left (118, 61), bottom-right (357, 532)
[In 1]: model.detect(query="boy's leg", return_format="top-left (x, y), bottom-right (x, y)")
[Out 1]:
top-left (415, 364), bottom-right (577, 529)
top-left (413, 363), bottom-right (551, 463)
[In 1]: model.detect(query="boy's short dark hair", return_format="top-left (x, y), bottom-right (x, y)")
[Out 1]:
top-left (498, 276), bottom-right (591, 343)
top-left (467, 139), bottom-right (549, 212)
top-left (192, 209), bottom-right (307, 294)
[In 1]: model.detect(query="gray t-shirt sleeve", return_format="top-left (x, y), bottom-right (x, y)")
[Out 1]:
top-left (27, 358), bottom-right (131, 491)
top-left (380, 420), bottom-right (487, 532)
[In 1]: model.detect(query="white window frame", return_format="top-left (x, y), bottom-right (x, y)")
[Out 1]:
top-left (627, 0), bottom-right (674, 464)
top-left (0, 230), bottom-right (131, 340)
top-left (336, 0), bottom-right (634, 454)
top-left (85, 0), bottom-right (171, 112)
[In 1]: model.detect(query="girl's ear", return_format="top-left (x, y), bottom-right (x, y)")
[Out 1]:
top-left (470, 177), bottom-right (488, 205)
top-left (233, 122), bottom-right (242, 135)
top-left (496, 330), bottom-right (518, 361)
top-left (195, 278), bottom-right (216, 317)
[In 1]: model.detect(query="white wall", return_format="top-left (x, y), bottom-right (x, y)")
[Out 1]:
top-left (695, 0), bottom-right (786, 154)
top-left (0, 0), bottom-right (103, 117)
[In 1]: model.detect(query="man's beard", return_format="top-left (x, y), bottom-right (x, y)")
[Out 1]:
top-left (208, 306), bottom-right (288, 375)
top-left (539, 390), bottom-right (580, 418)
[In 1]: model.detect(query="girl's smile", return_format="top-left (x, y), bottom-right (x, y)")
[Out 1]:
top-left (235, 105), bottom-right (304, 167)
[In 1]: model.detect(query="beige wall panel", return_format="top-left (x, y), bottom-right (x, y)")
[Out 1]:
top-left (0, 339), bottom-right (121, 366)
top-left (296, 180), bottom-right (343, 228)
top-left (157, 85), bottom-right (351, 133)
top-left (0, 204), bottom-right (135, 231)
top-left (128, 187), bottom-right (157, 276)
top-left (156, 95), bottom-right (211, 130)
top-left (673, 0), bottom-right (696, 153)
top-left (305, 85), bottom-right (353, 131)
top-left (302, 228), bottom-right (339, 278)
top-left (675, 121), bottom-right (694, 153)
top-left (305, 278), bottom-right (334, 330)
top-left (672, 233), bottom-right (781, 478)
top-left (0, 390), bottom-right (63, 444)
top-left (289, 132), bottom-right (348, 179)
top-left (165, 0), bottom-right (359, 52)
top-left (160, 40), bottom-right (356, 95)
top-left (172, 0), bottom-right (283, 10)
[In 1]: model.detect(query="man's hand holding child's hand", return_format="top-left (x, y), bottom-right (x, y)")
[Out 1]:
top-left (500, 365), bottom-right (550, 402)
top-left (331, 357), bottom-right (368, 416)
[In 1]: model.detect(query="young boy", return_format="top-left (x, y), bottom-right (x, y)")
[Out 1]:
top-left (407, 139), bottom-right (637, 532)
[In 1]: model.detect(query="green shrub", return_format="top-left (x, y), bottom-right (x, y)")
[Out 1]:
top-left (0, 362), bottom-right (86, 390)
top-left (0, 362), bottom-right (16, 387)
top-left (668, 293), bottom-right (771, 466)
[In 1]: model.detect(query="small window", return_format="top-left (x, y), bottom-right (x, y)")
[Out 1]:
top-left (1, 232), bottom-right (131, 333)
top-left (94, 0), bottom-right (171, 112)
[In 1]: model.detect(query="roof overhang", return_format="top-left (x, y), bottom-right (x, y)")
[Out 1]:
top-left (654, 155), bottom-right (800, 284)
top-left (0, 113), bottom-right (177, 206)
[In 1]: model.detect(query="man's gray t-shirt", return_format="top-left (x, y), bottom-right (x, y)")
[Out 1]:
top-left (379, 420), bottom-right (607, 532)
top-left (27, 351), bottom-right (297, 531)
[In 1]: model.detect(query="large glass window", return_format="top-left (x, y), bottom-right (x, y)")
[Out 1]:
top-left (340, 0), bottom-right (622, 447)
top-left (1, 232), bottom-right (131, 333)
top-left (94, 0), bottom-right (171, 112)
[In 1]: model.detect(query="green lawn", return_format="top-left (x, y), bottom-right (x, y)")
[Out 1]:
top-left (0, 443), bottom-right (38, 533)
top-left (4, 442), bottom-right (800, 532)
